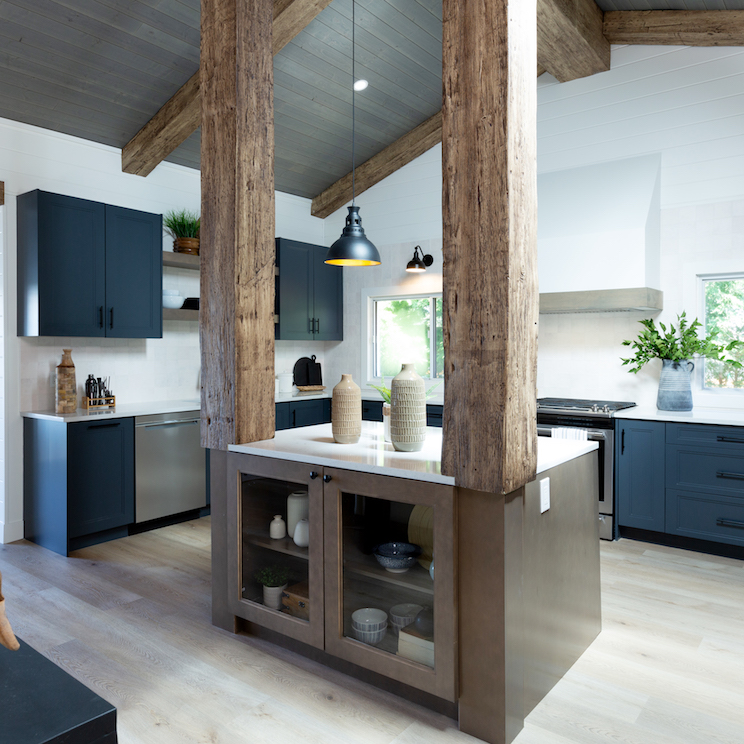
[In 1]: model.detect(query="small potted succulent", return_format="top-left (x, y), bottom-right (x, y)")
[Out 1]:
top-left (163, 209), bottom-right (200, 256)
top-left (621, 312), bottom-right (742, 411)
top-left (254, 565), bottom-right (291, 610)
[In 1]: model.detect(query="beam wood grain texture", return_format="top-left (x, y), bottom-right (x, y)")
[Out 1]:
top-left (441, 0), bottom-right (539, 496)
top-left (536, 0), bottom-right (610, 82)
top-left (200, 0), bottom-right (275, 450)
top-left (604, 10), bottom-right (744, 46)
top-left (122, 0), bottom-right (333, 177)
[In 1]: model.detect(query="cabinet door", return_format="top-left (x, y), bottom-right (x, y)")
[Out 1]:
top-left (18, 191), bottom-right (106, 337)
top-left (616, 420), bottom-right (665, 531)
top-left (67, 419), bottom-right (134, 538)
top-left (227, 453), bottom-right (324, 649)
top-left (275, 402), bottom-right (290, 431)
top-left (105, 205), bottom-right (162, 338)
top-left (289, 399), bottom-right (327, 428)
top-left (312, 245), bottom-right (343, 340)
top-left (362, 400), bottom-right (384, 422)
top-left (276, 238), bottom-right (313, 340)
top-left (323, 467), bottom-right (456, 702)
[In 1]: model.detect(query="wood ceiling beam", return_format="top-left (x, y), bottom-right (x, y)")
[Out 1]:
top-left (604, 10), bottom-right (744, 46)
top-left (536, 0), bottom-right (610, 83)
top-left (122, 0), bottom-right (332, 177)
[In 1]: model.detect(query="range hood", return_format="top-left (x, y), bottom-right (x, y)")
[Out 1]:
top-left (539, 287), bottom-right (663, 314)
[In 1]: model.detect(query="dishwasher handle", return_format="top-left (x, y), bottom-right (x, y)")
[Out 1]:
top-left (136, 418), bottom-right (200, 429)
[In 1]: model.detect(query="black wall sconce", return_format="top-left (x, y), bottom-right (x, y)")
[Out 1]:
top-left (405, 246), bottom-right (433, 273)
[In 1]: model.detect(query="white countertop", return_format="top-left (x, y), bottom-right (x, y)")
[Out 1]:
top-left (229, 422), bottom-right (597, 486)
top-left (22, 399), bottom-right (201, 423)
top-left (614, 405), bottom-right (744, 427)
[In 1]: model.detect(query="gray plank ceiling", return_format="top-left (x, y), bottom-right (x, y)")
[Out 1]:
top-left (1, 0), bottom-right (743, 198)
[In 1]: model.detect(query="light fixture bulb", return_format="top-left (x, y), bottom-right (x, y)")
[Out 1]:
top-left (353, 79), bottom-right (368, 91)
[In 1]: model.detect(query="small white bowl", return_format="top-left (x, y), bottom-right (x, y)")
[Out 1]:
top-left (352, 619), bottom-right (386, 632)
top-left (351, 608), bottom-right (387, 629)
top-left (352, 625), bottom-right (387, 646)
top-left (162, 295), bottom-right (183, 309)
top-left (162, 289), bottom-right (180, 296)
top-left (390, 603), bottom-right (424, 634)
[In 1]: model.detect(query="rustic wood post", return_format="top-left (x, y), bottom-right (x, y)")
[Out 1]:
top-left (200, 0), bottom-right (276, 450)
top-left (441, 0), bottom-right (539, 494)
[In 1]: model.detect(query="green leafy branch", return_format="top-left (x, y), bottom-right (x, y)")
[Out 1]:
top-left (621, 312), bottom-right (743, 374)
top-left (370, 378), bottom-right (442, 403)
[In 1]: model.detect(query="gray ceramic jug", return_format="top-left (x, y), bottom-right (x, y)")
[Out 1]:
top-left (657, 358), bottom-right (694, 411)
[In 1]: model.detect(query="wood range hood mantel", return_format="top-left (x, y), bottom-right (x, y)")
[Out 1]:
top-left (539, 287), bottom-right (663, 314)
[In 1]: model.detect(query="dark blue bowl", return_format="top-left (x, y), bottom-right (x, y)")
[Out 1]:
top-left (373, 542), bottom-right (422, 573)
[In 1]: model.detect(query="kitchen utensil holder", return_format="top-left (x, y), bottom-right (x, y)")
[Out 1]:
top-left (82, 395), bottom-right (116, 410)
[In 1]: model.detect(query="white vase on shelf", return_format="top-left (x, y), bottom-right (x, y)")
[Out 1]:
top-left (293, 518), bottom-right (309, 548)
top-left (286, 491), bottom-right (308, 538)
top-left (269, 515), bottom-right (286, 540)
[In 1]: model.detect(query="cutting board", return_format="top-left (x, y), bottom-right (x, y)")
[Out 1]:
top-left (293, 355), bottom-right (322, 387)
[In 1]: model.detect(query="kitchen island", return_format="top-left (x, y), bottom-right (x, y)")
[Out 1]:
top-left (214, 423), bottom-right (601, 744)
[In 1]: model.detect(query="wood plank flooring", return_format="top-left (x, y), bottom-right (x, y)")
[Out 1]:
top-left (1, 519), bottom-right (743, 744)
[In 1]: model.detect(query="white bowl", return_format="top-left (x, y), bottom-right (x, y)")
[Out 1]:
top-left (352, 619), bottom-right (387, 632)
top-left (390, 603), bottom-right (424, 634)
top-left (351, 608), bottom-right (387, 629)
top-left (162, 289), bottom-right (180, 296)
top-left (162, 295), bottom-right (183, 309)
top-left (352, 625), bottom-right (387, 645)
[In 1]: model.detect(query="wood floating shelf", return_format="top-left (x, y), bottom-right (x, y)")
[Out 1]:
top-left (163, 308), bottom-right (199, 321)
top-left (244, 529), bottom-right (309, 561)
top-left (162, 251), bottom-right (200, 271)
top-left (539, 287), bottom-right (663, 314)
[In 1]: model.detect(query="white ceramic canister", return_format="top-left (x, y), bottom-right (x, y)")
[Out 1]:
top-left (332, 374), bottom-right (362, 444)
top-left (286, 491), bottom-right (309, 538)
top-left (390, 363), bottom-right (426, 452)
top-left (293, 518), bottom-right (310, 548)
top-left (269, 514), bottom-right (286, 540)
top-left (278, 371), bottom-right (293, 393)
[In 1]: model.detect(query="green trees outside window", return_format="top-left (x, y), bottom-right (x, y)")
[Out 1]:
top-left (705, 277), bottom-right (744, 389)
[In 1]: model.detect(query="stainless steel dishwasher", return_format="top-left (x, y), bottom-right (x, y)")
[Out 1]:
top-left (135, 411), bottom-right (206, 523)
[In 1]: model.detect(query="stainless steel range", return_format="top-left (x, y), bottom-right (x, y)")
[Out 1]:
top-left (537, 397), bottom-right (637, 540)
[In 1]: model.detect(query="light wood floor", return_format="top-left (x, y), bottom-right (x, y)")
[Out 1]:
top-left (1, 519), bottom-right (743, 744)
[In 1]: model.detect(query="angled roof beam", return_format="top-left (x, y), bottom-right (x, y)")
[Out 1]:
top-left (122, 0), bottom-right (333, 177)
top-left (536, 0), bottom-right (610, 83)
top-left (604, 10), bottom-right (744, 45)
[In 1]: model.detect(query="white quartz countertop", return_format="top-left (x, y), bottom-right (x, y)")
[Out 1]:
top-left (22, 399), bottom-right (201, 423)
top-left (229, 422), bottom-right (597, 486)
top-left (614, 406), bottom-right (744, 427)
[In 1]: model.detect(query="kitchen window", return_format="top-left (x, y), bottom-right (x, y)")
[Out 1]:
top-left (372, 295), bottom-right (444, 380)
top-left (702, 274), bottom-right (744, 390)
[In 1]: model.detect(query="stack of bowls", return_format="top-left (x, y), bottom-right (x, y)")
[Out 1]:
top-left (351, 608), bottom-right (387, 645)
top-left (389, 603), bottom-right (423, 635)
top-left (162, 289), bottom-right (183, 309)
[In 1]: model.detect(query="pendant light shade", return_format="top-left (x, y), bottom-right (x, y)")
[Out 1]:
top-left (325, 0), bottom-right (380, 268)
top-left (405, 245), bottom-right (433, 273)
top-left (326, 206), bottom-right (381, 266)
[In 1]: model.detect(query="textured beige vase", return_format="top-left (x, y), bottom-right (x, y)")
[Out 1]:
top-left (55, 348), bottom-right (77, 414)
top-left (391, 363), bottom-right (426, 452)
top-left (332, 374), bottom-right (362, 444)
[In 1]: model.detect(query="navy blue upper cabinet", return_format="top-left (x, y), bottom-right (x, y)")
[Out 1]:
top-left (17, 190), bottom-right (162, 338)
top-left (275, 238), bottom-right (342, 341)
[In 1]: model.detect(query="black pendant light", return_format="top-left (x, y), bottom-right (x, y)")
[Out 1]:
top-left (325, 0), bottom-right (380, 267)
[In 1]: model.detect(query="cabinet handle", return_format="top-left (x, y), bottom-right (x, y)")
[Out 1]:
top-left (716, 518), bottom-right (744, 529)
top-left (87, 422), bottom-right (120, 429)
top-left (308, 318), bottom-right (313, 335)
top-left (716, 471), bottom-right (744, 481)
top-left (323, 474), bottom-right (332, 483)
top-left (99, 306), bottom-right (104, 328)
top-left (109, 307), bottom-right (114, 329)
top-left (717, 436), bottom-right (744, 444)
top-left (621, 429), bottom-right (625, 455)
top-left (309, 471), bottom-right (318, 479)
top-left (292, 409), bottom-right (296, 427)
top-left (315, 318), bottom-right (320, 334)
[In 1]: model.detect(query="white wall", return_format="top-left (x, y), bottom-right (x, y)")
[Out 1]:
top-left (323, 44), bottom-right (744, 410)
top-left (0, 118), bottom-right (325, 543)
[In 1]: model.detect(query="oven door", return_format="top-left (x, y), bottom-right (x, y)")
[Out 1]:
top-left (537, 424), bottom-right (614, 540)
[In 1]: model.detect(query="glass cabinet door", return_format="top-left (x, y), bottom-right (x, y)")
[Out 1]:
top-left (227, 453), bottom-right (324, 649)
top-left (323, 467), bottom-right (456, 702)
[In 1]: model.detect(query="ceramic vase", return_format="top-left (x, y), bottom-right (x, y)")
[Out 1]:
top-left (269, 515), bottom-right (286, 540)
top-left (382, 402), bottom-right (392, 442)
top-left (390, 363), bottom-right (426, 452)
top-left (293, 518), bottom-right (310, 548)
top-left (657, 358), bottom-right (694, 411)
top-left (286, 491), bottom-right (309, 538)
top-left (262, 583), bottom-right (287, 610)
top-left (332, 374), bottom-right (361, 444)
top-left (55, 348), bottom-right (77, 414)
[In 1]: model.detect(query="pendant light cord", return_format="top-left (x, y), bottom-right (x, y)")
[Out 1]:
top-left (352, 0), bottom-right (356, 207)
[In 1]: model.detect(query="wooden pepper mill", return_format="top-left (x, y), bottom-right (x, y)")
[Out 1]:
top-left (0, 570), bottom-right (20, 651)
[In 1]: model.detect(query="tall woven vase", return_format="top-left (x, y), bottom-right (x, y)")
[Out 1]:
top-left (391, 363), bottom-right (426, 452)
top-left (55, 348), bottom-right (77, 414)
top-left (332, 374), bottom-right (361, 444)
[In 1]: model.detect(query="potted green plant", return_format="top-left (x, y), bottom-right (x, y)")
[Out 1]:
top-left (254, 565), bottom-right (291, 610)
top-left (621, 312), bottom-right (742, 411)
top-left (163, 209), bottom-right (200, 256)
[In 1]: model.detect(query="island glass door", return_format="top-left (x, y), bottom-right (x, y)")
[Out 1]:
top-left (227, 453), bottom-right (324, 649)
top-left (323, 467), bottom-right (455, 702)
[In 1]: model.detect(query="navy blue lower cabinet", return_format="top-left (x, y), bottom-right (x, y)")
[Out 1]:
top-left (426, 404), bottom-right (443, 428)
top-left (289, 398), bottom-right (330, 428)
top-left (616, 420), bottom-right (666, 532)
top-left (362, 400), bottom-right (384, 422)
top-left (666, 488), bottom-right (744, 547)
top-left (275, 402), bottom-right (290, 430)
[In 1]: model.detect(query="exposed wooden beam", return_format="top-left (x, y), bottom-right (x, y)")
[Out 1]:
top-left (536, 0), bottom-right (610, 83)
top-left (122, 0), bottom-right (332, 177)
top-left (441, 0), bottom-right (538, 498)
top-left (200, 0), bottom-right (275, 449)
top-left (311, 111), bottom-right (442, 219)
top-left (604, 10), bottom-right (744, 46)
